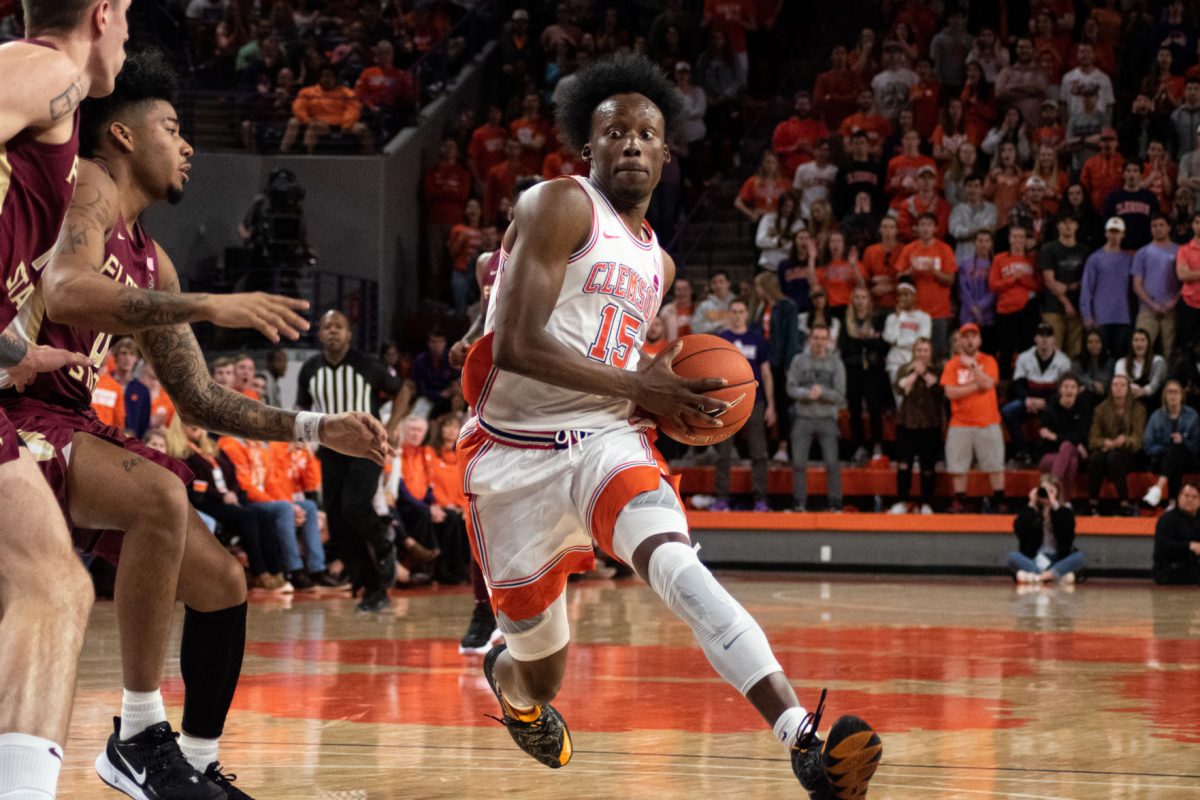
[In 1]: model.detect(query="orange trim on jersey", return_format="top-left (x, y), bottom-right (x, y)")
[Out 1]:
top-left (588, 464), bottom-right (668, 559)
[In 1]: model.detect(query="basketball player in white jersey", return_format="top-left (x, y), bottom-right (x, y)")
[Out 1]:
top-left (459, 54), bottom-right (882, 798)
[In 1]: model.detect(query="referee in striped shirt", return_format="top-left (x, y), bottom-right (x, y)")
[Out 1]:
top-left (298, 310), bottom-right (407, 611)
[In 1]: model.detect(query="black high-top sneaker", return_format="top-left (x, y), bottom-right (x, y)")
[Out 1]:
top-left (791, 691), bottom-right (883, 799)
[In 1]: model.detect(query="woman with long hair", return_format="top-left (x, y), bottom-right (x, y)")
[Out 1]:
top-left (1143, 46), bottom-right (1184, 114)
top-left (1169, 185), bottom-right (1196, 243)
top-left (799, 286), bottom-right (841, 349)
top-left (806, 197), bottom-right (836, 256)
top-left (424, 413), bottom-right (472, 584)
top-left (981, 106), bottom-right (1031, 165)
top-left (882, 107), bottom-right (919, 162)
top-left (1058, 182), bottom-right (1105, 250)
top-left (777, 228), bottom-right (818, 311)
top-left (734, 150), bottom-right (787, 223)
top-left (943, 141), bottom-right (979, 206)
top-left (933, 98), bottom-right (968, 169)
top-left (985, 141), bottom-right (1025, 225)
top-left (841, 285), bottom-right (892, 463)
top-left (961, 60), bottom-right (996, 146)
top-left (890, 337), bottom-right (942, 513)
top-left (1086, 374), bottom-right (1147, 515)
top-left (817, 230), bottom-right (861, 320)
top-left (1142, 139), bottom-right (1177, 213)
top-left (1141, 379), bottom-right (1200, 507)
top-left (850, 27), bottom-right (878, 76)
top-left (1029, 143), bottom-right (1068, 215)
top-left (1073, 328), bottom-right (1115, 399)
top-left (1115, 327), bottom-right (1168, 410)
top-left (1010, 474), bottom-right (1084, 583)
top-left (753, 272), bottom-right (800, 462)
top-left (755, 190), bottom-right (805, 272)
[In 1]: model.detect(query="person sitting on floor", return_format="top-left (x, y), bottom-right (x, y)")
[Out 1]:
top-left (1009, 474), bottom-right (1085, 584)
top-left (1152, 481), bottom-right (1200, 584)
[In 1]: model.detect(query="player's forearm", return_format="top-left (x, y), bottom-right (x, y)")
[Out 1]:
top-left (139, 323), bottom-right (296, 440)
top-left (0, 332), bottom-right (28, 368)
top-left (45, 273), bottom-right (216, 332)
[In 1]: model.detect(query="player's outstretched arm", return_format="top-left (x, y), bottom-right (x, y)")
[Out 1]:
top-left (134, 248), bottom-right (391, 464)
top-left (0, 43), bottom-right (84, 143)
top-left (492, 181), bottom-right (724, 430)
top-left (42, 161), bottom-right (310, 342)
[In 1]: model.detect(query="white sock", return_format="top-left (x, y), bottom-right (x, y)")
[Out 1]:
top-left (773, 706), bottom-right (812, 750)
top-left (120, 689), bottom-right (167, 740)
top-left (0, 732), bottom-right (63, 799)
top-left (177, 733), bottom-right (219, 774)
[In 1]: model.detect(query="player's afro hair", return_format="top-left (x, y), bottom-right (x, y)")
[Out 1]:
top-left (80, 50), bottom-right (179, 158)
top-left (555, 53), bottom-right (681, 152)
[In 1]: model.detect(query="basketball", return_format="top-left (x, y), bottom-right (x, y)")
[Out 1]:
top-left (655, 334), bottom-right (757, 446)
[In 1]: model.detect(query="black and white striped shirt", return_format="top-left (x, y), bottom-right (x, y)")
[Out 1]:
top-left (296, 349), bottom-right (402, 418)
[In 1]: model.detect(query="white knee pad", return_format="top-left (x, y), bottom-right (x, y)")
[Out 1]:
top-left (496, 592), bottom-right (570, 662)
top-left (647, 541), bottom-right (782, 696)
top-left (611, 481), bottom-right (690, 566)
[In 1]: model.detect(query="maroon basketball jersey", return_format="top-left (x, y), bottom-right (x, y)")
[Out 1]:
top-left (0, 39), bottom-right (80, 335)
top-left (15, 213), bottom-right (158, 410)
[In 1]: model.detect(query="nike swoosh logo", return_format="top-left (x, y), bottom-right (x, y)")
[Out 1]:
top-left (723, 630), bottom-right (747, 650)
top-left (116, 232), bottom-right (126, 240)
top-left (710, 392), bottom-right (747, 419)
top-left (116, 749), bottom-right (147, 785)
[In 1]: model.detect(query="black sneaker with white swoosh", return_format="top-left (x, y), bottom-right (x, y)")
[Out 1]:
top-left (95, 718), bottom-right (226, 800)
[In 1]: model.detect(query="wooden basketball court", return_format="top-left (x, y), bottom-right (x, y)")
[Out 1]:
top-left (59, 574), bottom-right (1200, 799)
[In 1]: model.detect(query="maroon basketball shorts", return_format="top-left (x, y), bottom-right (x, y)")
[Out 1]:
top-left (0, 397), bottom-right (193, 565)
top-left (0, 408), bottom-right (18, 465)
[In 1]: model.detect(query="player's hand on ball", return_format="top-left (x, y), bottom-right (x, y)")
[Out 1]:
top-left (319, 412), bottom-right (394, 465)
top-left (207, 292), bottom-right (311, 343)
top-left (634, 341), bottom-right (728, 430)
top-left (8, 343), bottom-right (90, 392)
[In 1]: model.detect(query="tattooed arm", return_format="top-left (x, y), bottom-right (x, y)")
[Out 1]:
top-left (0, 43), bottom-right (84, 143)
top-left (135, 244), bottom-right (392, 463)
top-left (43, 161), bottom-right (310, 342)
top-left (0, 334), bottom-right (26, 368)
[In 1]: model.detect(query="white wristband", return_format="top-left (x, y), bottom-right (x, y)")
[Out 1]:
top-left (294, 411), bottom-right (325, 444)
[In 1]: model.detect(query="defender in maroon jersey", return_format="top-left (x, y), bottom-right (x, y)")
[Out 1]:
top-left (0, 4), bottom-right (130, 799)
top-left (22, 51), bottom-right (392, 800)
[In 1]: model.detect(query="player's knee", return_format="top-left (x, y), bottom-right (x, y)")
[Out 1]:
top-left (18, 551), bottom-right (93, 627)
top-left (216, 550), bottom-right (248, 606)
top-left (138, 480), bottom-right (191, 550)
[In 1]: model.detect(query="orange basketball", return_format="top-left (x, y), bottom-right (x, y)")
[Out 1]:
top-left (654, 334), bottom-right (757, 446)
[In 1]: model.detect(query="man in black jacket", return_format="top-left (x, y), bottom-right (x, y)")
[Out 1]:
top-left (1153, 482), bottom-right (1200, 584)
top-left (1009, 475), bottom-right (1085, 583)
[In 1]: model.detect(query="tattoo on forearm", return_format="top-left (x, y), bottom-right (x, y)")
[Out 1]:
top-left (116, 290), bottom-right (210, 328)
top-left (0, 333), bottom-right (28, 368)
top-left (138, 322), bottom-right (295, 440)
top-left (49, 75), bottom-right (85, 121)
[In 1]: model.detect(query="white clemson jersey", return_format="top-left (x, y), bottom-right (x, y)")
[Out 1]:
top-left (464, 175), bottom-right (665, 441)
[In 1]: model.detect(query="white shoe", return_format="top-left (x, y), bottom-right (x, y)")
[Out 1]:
top-left (1143, 484), bottom-right (1163, 507)
top-left (1059, 572), bottom-right (1076, 585)
top-left (1016, 570), bottom-right (1037, 584)
top-left (888, 501), bottom-right (909, 514)
top-left (772, 449), bottom-right (789, 463)
top-left (919, 504), bottom-right (933, 515)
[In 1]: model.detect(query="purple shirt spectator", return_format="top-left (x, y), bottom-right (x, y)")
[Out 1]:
top-left (1131, 241), bottom-right (1181, 309)
top-left (719, 327), bottom-right (770, 404)
top-left (957, 256), bottom-right (996, 326)
top-left (1080, 249), bottom-right (1134, 326)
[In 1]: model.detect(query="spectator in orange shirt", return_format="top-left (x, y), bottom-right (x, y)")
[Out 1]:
top-left (989, 226), bottom-right (1042, 379)
top-left (354, 40), bottom-right (416, 140)
top-left (961, 61), bottom-right (997, 146)
top-left (895, 165), bottom-right (951, 241)
top-left (1080, 128), bottom-right (1126, 212)
top-left (467, 105), bottom-right (508, 188)
top-left (448, 198), bottom-right (483, 316)
top-left (985, 141), bottom-right (1026, 228)
top-left (734, 150), bottom-right (787, 223)
top-left (396, 416), bottom-right (466, 583)
top-left (896, 212), bottom-right (958, 358)
top-left (423, 137), bottom-right (472, 292)
top-left (862, 216), bottom-right (903, 308)
top-left (541, 144), bottom-right (587, 180)
top-left (484, 138), bottom-right (525, 225)
top-left (816, 230), bottom-right (863, 319)
top-left (886, 129), bottom-right (937, 199)
top-left (91, 371), bottom-right (126, 431)
top-left (281, 63), bottom-right (373, 154)
top-left (139, 362), bottom-right (176, 431)
top-left (233, 353), bottom-right (261, 400)
top-left (812, 44), bottom-right (862, 128)
top-left (771, 90), bottom-right (830, 178)
top-left (940, 323), bottom-right (1007, 512)
top-left (839, 88), bottom-right (892, 156)
top-left (509, 92), bottom-right (551, 176)
top-left (643, 315), bottom-right (671, 357)
top-left (1029, 99), bottom-right (1066, 156)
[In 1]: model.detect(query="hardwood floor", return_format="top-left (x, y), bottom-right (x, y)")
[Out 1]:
top-left (58, 574), bottom-right (1200, 799)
